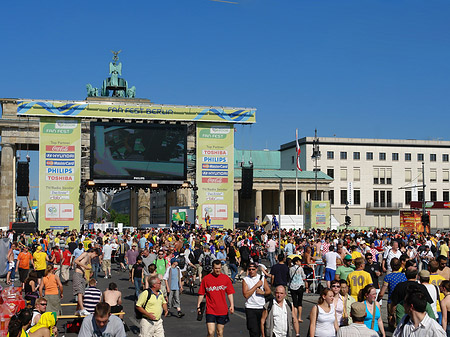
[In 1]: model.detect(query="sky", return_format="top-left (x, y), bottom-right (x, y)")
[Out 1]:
top-left (2, 0), bottom-right (450, 200)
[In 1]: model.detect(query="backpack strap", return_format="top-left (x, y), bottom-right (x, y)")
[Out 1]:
top-left (141, 289), bottom-right (153, 311)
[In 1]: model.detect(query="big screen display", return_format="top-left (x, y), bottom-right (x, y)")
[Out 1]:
top-left (90, 123), bottom-right (187, 182)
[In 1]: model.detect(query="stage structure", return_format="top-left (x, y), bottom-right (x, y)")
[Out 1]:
top-left (0, 53), bottom-right (256, 230)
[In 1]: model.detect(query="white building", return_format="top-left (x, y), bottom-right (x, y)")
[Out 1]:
top-left (280, 137), bottom-right (450, 230)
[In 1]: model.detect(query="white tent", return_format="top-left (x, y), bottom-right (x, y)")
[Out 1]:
top-left (263, 214), bottom-right (340, 231)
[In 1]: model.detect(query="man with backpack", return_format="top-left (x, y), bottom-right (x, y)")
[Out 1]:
top-left (136, 275), bottom-right (169, 337)
top-left (239, 240), bottom-right (251, 279)
top-left (260, 285), bottom-right (300, 337)
top-left (199, 245), bottom-right (216, 278)
top-left (191, 244), bottom-right (204, 283)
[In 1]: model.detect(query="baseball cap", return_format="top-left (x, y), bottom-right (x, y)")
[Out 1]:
top-left (170, 257), bottom-right (178, 264)
top-left (419, 270), bottom-right (430, 278)
top-left (344, 255), bottom-right (352, 261)
top-left (219, 246), bottom-right (224, 250)
top-left (351, 302), bottom-right (366, 318)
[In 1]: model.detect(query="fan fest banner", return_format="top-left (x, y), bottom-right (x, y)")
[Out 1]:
top-left (39, 118), bottom-right (81, 231)
top-left (196, 123), bottom-right (234, 229)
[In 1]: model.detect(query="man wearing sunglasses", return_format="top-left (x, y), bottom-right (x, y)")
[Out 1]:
top-left (30, 297), bottom-right (47, 328)
top-left (242, 262), bottom-right (271, 337)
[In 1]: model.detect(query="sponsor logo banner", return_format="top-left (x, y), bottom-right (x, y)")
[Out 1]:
top-left (39, 118), bottom-right (80, 230)
top-left (197, 123), bottom-right (234, 229)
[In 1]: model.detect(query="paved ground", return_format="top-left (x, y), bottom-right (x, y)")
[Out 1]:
top-left (3, 263), bottom-right (393, 337)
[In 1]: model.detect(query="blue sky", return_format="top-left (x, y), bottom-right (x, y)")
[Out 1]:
top-left (2, 0), bottom-right (450, 200)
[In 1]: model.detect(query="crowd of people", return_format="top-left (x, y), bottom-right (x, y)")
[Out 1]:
top-left (2, 225), bottom-right (450, 337)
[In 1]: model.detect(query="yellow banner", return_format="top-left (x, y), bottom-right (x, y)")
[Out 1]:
top-left (18, 100), bottom-right (256, 124)
top-left (39, 118), bottom-right (81, 231)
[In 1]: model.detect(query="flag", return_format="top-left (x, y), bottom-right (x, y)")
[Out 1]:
top-left (296, 129), bottom-right (302, 171)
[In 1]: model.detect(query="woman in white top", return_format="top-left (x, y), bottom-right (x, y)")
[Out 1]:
top-left (309, 288), bottom-right (339, 337)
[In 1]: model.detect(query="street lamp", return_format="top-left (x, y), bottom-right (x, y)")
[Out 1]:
top-left (311, 129), bottom-right (321, 200)
top-left (345, 201), bottom-right (349, 229)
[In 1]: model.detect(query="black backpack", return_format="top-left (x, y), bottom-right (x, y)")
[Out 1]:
top-left (203, 254), bottom-right (212, 273)
top-left (192, 249), bottom-right (202, 264)
top-left (135, 289), bottom-right (152, 319)
top-left (265, 298), bottom-right (292, 313)
top-left (178, 255), bottom-right (186, 269)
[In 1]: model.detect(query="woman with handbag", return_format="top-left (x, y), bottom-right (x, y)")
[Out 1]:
top-left (289, 257), bottom-right (306, 323)
top-left (358, 284), bottom-right (385, 337)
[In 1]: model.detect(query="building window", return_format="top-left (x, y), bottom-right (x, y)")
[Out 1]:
top-left (444, 191), bottom-right (449, 202)
top-left (354, 190), bottom-right (360, 205)
top-left (327, 151), bottom-right (334, 160)
top-left (340, 168), bottom-right (347, 181)
top-left (430, 154), bottom-right (437, 162)
top-left (327, 168), bottom-right (334, 178)
top-left (353, 152), bottom-right (360, 160)
top-left (291, 156), bottom-right (294, 164)
top-left (418, 153), bottom-right (424, 161)
top-left (444, 170), bottom-right (449, 182)
top-left (379, 152), bottom-right (386, 161)
top-left (329, 190), bottom-right (334, 205)
top-left (405, 169), bottom-right (412, 182)
top-left (430, 170), bottom-right (437, 182)
top-left (354, 168), bottom-right (360, 182)
top-left (405, 191), bottom-right (412, 205)
top-left (374, 168), bottom-right (391, 185)
top-left (392, 153), bottom-right (399, 161)
top-left (443, 154), bottom-right (449, 162)
top-left (418, 169), bottom-right (423, 182)
top-left (374, 191), bottom-right (379, 206)
top-left (386, 168), bottom-right (392, 184)
top-left (405, 153), bottom-right (411, 161)
top-left (373, 168), bottom-right (379, 184)
top-left (418, 190), bottom-right (424, 202)
top-left (431, 191), bottom-right (437, 202)
top-left (366, 152), bottom-right (373, 160)
top-left (340, 152), bottom-right (347, 160)
top-left (340, 190), bottom-right (347, 205)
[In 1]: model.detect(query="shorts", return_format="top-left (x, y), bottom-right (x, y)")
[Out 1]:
top-left (117, 254), bottom-right (125, 264)
top-left (73, 272), bottom-right (86, 296)
top-left (111, 304), bottom-right (123, 313)
top-left (324, 268), bottom-right (336, 281)
top-left (7, 261), bottom-right (15, 271)
top-left (290, 286), bottom-right (305, 308)
top-left (205, 314), bottom-right (230, 325)
top-left (18, 268), bottom-right (30, 283)
top-left (36, 269), bottom-right (45, 278)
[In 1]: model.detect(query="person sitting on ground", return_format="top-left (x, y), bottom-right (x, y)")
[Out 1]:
top-left (103, 282), bottom-right (123, 320)
top-left (8, 308), bottom-right (33, 337)
top-left (83, 278), bottom-right (102, 315)
top-left (78, 302), bottom-right (126, 337)
top-left (28, 312), bottom-right (58, 337)
top-left (30, 298), bottom-right (47, 329)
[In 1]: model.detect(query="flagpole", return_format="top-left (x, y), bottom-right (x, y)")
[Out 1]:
top-left (295, 129), bottom-right (298, 215)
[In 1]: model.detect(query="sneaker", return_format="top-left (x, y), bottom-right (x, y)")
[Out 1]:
top-left (177, 311), bottom-right (185, 318)
top-left (104, 276), bottom-right (108, 279)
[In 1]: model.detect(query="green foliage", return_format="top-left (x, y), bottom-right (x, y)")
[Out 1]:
top-left (109, 209), bottom-right (130, 226)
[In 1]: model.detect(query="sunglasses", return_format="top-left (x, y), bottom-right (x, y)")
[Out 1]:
top-left (331, 285), bottom-right (340, 288)
top-left (39, 303), bottom-right (48, 306)
top-left (248, 268), bottom-right (256, 271)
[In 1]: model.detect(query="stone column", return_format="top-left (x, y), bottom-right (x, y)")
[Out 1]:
top-left (323, 190), bottom-right (329, 201)
top-left (300, 190), bottom-right (307, 214)
top-left (83, 189), bottom-right (96, 222)
top-left (255, 189), bottom-right (262, 221)
top-left (234, 190), bottom-right (239, 213)
top-left (138, 189), bottom-right (151, 226)
top-left (0, 144), bottom-right (16, 226)
top-left (280, 190), bottom-right (285, 215)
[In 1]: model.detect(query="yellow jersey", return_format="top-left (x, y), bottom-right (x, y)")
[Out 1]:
top-left (347, 269), bottom-right (373, 300)
top-left (430, 273), bottom-right (446, 312)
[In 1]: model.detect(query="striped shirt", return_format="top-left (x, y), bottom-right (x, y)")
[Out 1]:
top-left (83, 286), bottom-right (102, 314)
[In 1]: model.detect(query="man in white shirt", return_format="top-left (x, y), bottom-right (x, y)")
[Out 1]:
top-left (324, 246), bottom-right (342, 288)
top-left (393, 291), bottom-right (445, 337)
top-left (383, 241), bottom-right (402, 273)
top-left (260, 285), bottom-right (299, 337)
top-left (102, 240), bottom-right (113, 278)
top-left (242, 262), bottom-right (271, 337)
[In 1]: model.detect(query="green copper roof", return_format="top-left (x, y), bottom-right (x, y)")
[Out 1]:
top-left (234, 149), bottom-right (280, 169)
top-left (235, 169), bottom-right (333, 180)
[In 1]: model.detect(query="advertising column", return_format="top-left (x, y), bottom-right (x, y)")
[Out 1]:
top-left (39, 118), bottom-right (81, 231)
top-left (196, 123), bottom-right (234, 229)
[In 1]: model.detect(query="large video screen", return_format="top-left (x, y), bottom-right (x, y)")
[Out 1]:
top-left (90, 123), bottom-right (187, 182)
